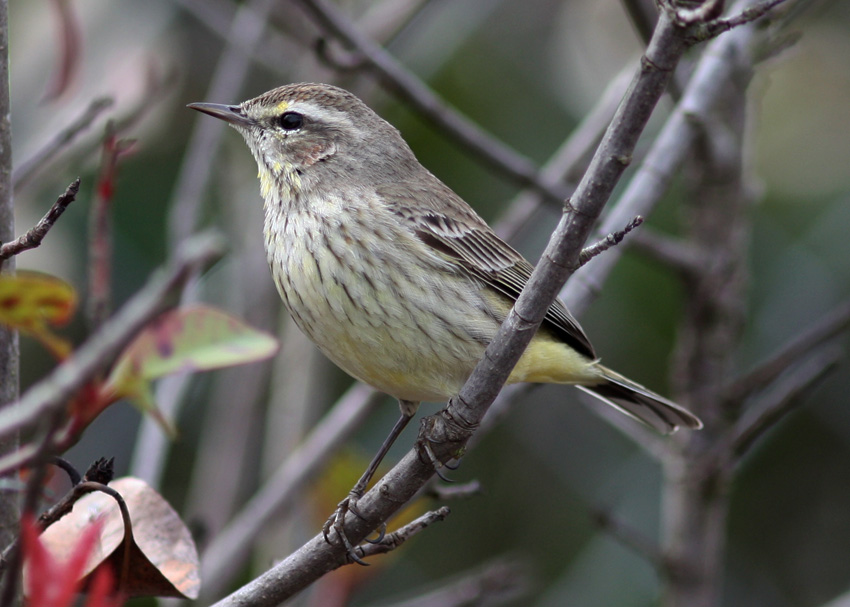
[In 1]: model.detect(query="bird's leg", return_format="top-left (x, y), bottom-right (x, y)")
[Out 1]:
top-left (323, 401), bottom-right (417, 562)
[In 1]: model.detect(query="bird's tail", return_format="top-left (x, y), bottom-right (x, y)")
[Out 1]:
top-left (577, 365), bottom-right (703, 434)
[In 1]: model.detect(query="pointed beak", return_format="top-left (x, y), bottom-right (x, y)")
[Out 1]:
top-left (187, 102), bottom-right (255, 128)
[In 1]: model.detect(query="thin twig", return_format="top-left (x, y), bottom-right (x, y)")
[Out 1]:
top-left (0, 231), bottom-right (226, 451)
top-left (702, 0), bottom-right (788, 38)
top-left (0, 179), bottom-right (80, 262)
top-left (724, 299), bottom-right (850, 403)
top-left (578, 216), bottom-right (644, 267)
top-left (12, 98), bottom-right (113, 191)
top-left (355, 506), bottom-right (450, 560)
top-left (729, 347), bottom-right (841, 461)
top-left (294, 0), bottom-right (570, 204)
top-left (87, 126), bottom-right (135, 331)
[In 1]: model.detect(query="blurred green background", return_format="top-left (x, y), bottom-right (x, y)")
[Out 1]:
top-left (10, 0), bottom-right (850, 605)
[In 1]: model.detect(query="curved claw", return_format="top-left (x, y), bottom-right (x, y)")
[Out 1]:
top-left (365, 522), bottom-right (387, 544)
top-left (321, 495), bottom-right (373, 566)
top-left (421, 440), bottom-right (455, 482)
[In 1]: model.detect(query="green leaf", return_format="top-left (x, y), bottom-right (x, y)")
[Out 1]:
top-left (105, 306), bottom-right (279, 431)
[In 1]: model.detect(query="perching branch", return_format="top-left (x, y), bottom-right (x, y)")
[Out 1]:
top-left (0, 179), bottom-right (80, 263)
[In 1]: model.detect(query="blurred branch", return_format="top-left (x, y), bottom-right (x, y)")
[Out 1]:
top-left (494, 64), bottom-right (632, 241)
top-left (563, 0), bottom-right (777, 315)
top-left (87, 128), bottom-right (135, 331)
top-left (629, 227), bottom-right (707, 275)
top-left (11, 98), bottom-right (113, 192)
top-left (169, 0), bottom-right (276, 247)
top-left (592, 508), bottom-right (667, 573)
top-left (0, 231), bottom-right (226, 454)
top-left (729, 346), bottom-right (841, 462)
top-left (212, 10), bottom-right (699, 605)
top-left (293, 0), bottom-right (571, 203)
top-left (724, 299), bottom-right (850, 403)
top-left (176, 0), bottom-right (296, 76)
top-left (372, 557), bottom-right (529, 607)
top-left (0, 178), bottom-right (80, 263)
top-left (198, 384), bottom-right (383, 600)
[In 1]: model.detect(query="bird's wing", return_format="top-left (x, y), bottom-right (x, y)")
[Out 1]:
top-left (380, 180), bottom-right (596, 360)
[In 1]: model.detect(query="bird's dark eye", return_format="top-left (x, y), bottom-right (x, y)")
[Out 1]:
top-left (277, 111), bottom-right (303, 131)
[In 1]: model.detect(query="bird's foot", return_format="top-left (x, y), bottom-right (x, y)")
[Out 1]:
top-left (322, 492), bottom-right (378, 566)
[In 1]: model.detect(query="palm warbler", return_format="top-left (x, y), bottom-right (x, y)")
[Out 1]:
top-left (189, 83), bottom-right (701, 543)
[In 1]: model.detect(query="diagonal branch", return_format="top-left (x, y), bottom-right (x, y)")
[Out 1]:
top-left (293, 0), bottom-right (570, 204)
top-left (355, 506), bottom-right (451, 559)
top-left (0, 231), bottom-right (225, 451)
top-left (724, 299), bottom-right (850, 403)
top-left (12, 98), bottom-right (112, 192)
top-left (730, 346), bottom-right (841, 462)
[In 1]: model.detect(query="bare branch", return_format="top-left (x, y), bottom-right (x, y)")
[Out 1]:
top-left (293, 0), bottom-right (570, 203)
top-left (170, 0), bottom-right (287, 248)
top-left (724, 299), bottom-right (850, 403)
top-left (197, 384), bottom-right (383, 600)
top-left (629, 227), bottom-right (707, 275)
top-left (730, 347), bottom-right (841, 461)
top-left (355, 506), bottom-right (451, 560)
top-left (578, 216), bottom-right (644, 267)
top-left (12, 98), bottom-right (113, 192)
top-left (0, 231), bottom-right (226, 452)
top-left (563, 0), bottom-right (771, 315)
top-left (373, 557), bottom-right (529, 607)
top-left (592, 508), bottom-right (667, 573)
top-left (702, 0), bottom-right (788, 38)
top-left (0, 179), bottom-right (80, 262)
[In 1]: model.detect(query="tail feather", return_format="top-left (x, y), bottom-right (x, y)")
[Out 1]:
top-left (577, 366), bottom-right (703, 434)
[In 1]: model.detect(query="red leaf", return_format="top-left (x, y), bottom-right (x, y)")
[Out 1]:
top-left (22, 514), bottom-right (104, 607)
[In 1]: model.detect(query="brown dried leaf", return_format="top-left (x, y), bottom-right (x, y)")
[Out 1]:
top-left (39, 477), bottom-right (200, 599)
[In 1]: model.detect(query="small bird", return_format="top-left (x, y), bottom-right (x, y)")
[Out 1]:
top-left (189, 83), bottom-right (701, 549)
